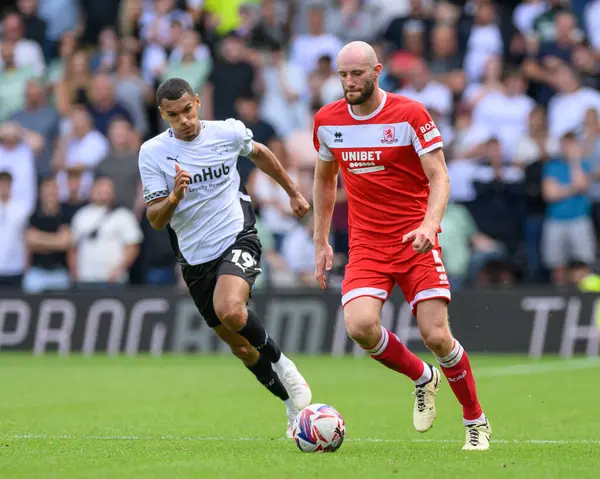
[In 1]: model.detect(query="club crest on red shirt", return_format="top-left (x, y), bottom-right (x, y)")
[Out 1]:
top-left (381, 125), bottom-right (399, 144)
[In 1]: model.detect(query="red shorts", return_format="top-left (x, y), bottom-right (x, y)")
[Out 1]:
top-left (341, 239), bottom-right (451, 315)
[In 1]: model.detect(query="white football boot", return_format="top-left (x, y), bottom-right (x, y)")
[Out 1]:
top-left (462, 419), bottom-right (492, 451)
top-left (272, 353), bottom-right (312, 410)
top-left (413, 365), bottom-right (441, 433)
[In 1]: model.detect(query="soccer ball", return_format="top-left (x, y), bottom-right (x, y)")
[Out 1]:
top-left (292, 403), bottom-right (346, 453)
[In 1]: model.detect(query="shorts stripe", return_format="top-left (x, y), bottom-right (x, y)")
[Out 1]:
top-left (342, 287), bottom-right (388, 307)
top-left (409, 288), bottom-right (451, 312)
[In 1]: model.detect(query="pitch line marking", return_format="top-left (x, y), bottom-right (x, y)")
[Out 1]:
top-left (6, 435), bottom-right (600, 445)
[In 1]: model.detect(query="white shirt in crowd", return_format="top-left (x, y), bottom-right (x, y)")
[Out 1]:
top-left (71, 204), bottom-right (143, 283)
top-left (472, 91), bottom-right (535, 158)
top-left (463, 25), bottom-right (503, 83)
top-left (139, 119), bottom-right (255, 264)
top-left (397, 81), bottom-right (453, 139)
top-left (289, 33), bottom-right (344, 76)
top-left (281, 223), bottom-right (316, 275)
top-left (0, 199), bottom-right (30, 276)
top-left (0, 142), bottom-right (37, 215)
top-left (513, 1), bottom-right (547, 35)
top-left (56, 130), bottom-right (110, 201)
top-left (548, 87), bottom-right (600, 139)
top-left (0, 39), bottom-right (45, 76)
top-left (585, 0), bottom-right (600, 50)
top-left (253, 170), bottom-right (298, 236)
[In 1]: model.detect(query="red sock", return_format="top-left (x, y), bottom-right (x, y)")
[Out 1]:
top-left (365, 327), bottom-right (426, 382)
top-left (437, 340), bottom-right (483, 421)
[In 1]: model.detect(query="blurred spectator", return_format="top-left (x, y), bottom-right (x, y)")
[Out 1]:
top-left (90, 27), bottom-right (120, 73)
top-left (513, 0), bottom-right (548, 37)
top-left (583, 109), bottom-right (600, 238)
top-left (52, 105), bottom-right (110, 202)
top-left (235, 94), bottom-right (279, 187)
top-left (0, 42), bottom-right (37, 122)
top-left (397, 58), bottom-right (453, 139)
top-left (541, 132), bottom-right (595, 285)
top-left (0, 121), bottom-right (38, 215)
top-left (10, 78), bottom-right (60, 177)
top-left (139, 0), bottom-right (192, 46)
top-left (87, 73), bottom-right (134, 136)
top-left (472, 66), bottom-right (535, 158)
top-left (439, 202), bottom-right (507, 288)
top-left (0, 12), bottom-right (45, 76)
top-left (281, 214), bottom-right (317, 287)
top-left (95, 118), bottom-right (142, 212)
top-left (515, 107), bottom-right (555, 281)
top-left (531, 0), bottom-right (570, 43)
top-left (571, 44), bottom-right (600, 91)
top-left (428, 23), bottom-right (464, 84)
top-left (260, 42), bottom-right (309, 139)
top-left (60, 168), bottom-right (87, 222)
top-left (463, 0), bottom-right (503, 84)
top-left (382, 0), bottom-right (434, 52)
top-left (23, 175), bottom-right (71, 293)
top-left (327, 0), bottom-right (376, 44)
top-left (69, 176), bottom-right (142, 286)
top-left (45, 30), bottom-right (78, 87)
top-left (79, 0), bottom-right (121, 47)
top-left (139, 215), bottom-right (177, 286)
top-left (202, 33), bottom-right (256, 121)
top-left (162, 29), bottom-right (212, 98)
top-left (54, 48), bottom-right (91, 116)
top-left (0, 171), bottom-right (30, 287)
top-left (525, 10), bottom-right (581, 105)
top-left (250, 0), bottom-right (290, 50)
top-left (16, 0), bottom-right (47, 48)
top-left (289, 5), bottom-right (343, 77)
top-left (118, 0), bottom-right (144, 39)
top-left (547, 64), bottom-right (600, 140)
top-left (568, 260), bottom-right (600, 292)
top-left (585, 0), bottom-right (600, 51)
top-left (37, 0), bottom-right (80, 59)
top-left (114, 51), bottom-right (151, 138)
top-left (463, 54), bottom-right (503, 107)
top-left (313, 54), bottom-right (344, 107)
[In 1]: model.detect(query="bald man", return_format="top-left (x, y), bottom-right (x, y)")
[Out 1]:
top-left (312, 41), bottom-right (491, 451)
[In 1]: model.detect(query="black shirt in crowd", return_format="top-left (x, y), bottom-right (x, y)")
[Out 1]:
top-left (28, 206), bottom-right (70, 270)
top-left (207, 60), bottom-right (255, 121)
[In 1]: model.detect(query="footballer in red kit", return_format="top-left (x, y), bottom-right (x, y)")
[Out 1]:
top-left (312, 41), bottom-right (492, 451)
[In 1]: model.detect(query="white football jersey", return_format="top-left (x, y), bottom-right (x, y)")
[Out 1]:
top-left (139, 119), bottom-right (256, 265)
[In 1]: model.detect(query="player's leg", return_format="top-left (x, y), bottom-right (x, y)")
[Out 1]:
top-left (212, 324), bottom-right (299, 437)
top-left (402, 243), bottom-right (490, 450)
top-left (212, 274), bottom-right (311, 410)
top-left (415, 299), bottom-right (490, 450)
top-left (341, 266), bottom-right (433, 395)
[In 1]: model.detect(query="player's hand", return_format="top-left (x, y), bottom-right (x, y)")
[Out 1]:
top-left (173, 162), bottom-right (191, 201)
top-left (402, 224), bottom-right (437, 253)
top-left (315, 241), bottom-right (334, 289)
top-left (290, 193), bottom-right (310, 218)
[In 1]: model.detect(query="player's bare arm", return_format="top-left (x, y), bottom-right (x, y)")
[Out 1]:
top-left (248, 141), bottom-right (309, 217)
top-left (402, 148), bottom-right (450, 253)
top-left (312, 159), bottom-right (339, 289)
top-left (146, 163), bottom-right (191, 230)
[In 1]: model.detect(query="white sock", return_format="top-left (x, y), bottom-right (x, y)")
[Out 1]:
top-left (272, 353), bottom-right (292, 373)
top-left (414, 362), bottom-right (433, 386)
top-left (463, 413), bottom-right (486, 426)
top-left (284, 398), bottom-right (297, 413)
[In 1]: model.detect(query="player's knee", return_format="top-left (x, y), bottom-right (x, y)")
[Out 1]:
top-left (422, 328), bottom-right (453, 354)
top-left (214, 299), bottom-right (246, 330)
top-left (230, 343), bottom-right (252, 360)
top-left (345, 314), bottom-right (381, 347)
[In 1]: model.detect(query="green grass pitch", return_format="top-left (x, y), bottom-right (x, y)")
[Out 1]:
top-left (1, 354), bottom-right (599, 478)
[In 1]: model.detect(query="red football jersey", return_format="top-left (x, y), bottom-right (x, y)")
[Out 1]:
top-left (313, 91), bottom-right (444, 246)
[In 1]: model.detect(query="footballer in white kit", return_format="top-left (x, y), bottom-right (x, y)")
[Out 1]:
top-left (139, 78), bottom-right (312, 437)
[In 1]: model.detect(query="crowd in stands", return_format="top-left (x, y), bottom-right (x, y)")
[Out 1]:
top-left (1, 0), bottom-right (600, 293)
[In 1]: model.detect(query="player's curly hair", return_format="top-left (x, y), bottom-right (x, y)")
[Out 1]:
top-left (156, 78), bottom-right (194, 105)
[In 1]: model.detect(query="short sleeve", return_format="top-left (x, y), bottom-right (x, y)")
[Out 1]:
top-left (312, 112), bottom-right (334, 162)
top-left (138, 145), bottom-right (168, 204)
top-left (542, 161), bottom-right (559, 179)
top-left (228, 118), bottom-right (255, 157)
top-left (408, 102), bottom-right (444, 157)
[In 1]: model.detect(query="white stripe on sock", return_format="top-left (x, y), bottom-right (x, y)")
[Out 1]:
top-left (436, 340), bottom-right (464, 368)
top-left (414, 362), bottom-right (432, 386)
top-left (367, 327), bottom-right (389, 356)
top-left (463, 413), bottom-right (486, 426)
